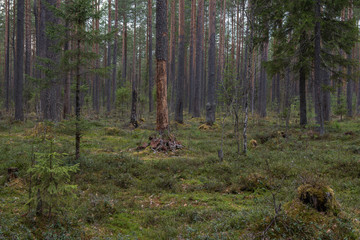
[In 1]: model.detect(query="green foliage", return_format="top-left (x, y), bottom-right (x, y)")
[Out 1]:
top-left (334, 95), bottom-right (347, 120)
top-left (2, 115), bottom-right (360, 238)
top-left (116, 86), bottom-right (131, 115)
top-left (27, 139), bottom-right (79, 216)
top-left (264, 0), bottom-right (357, 82)
top-left (217, 58), bottom-right (238, 106)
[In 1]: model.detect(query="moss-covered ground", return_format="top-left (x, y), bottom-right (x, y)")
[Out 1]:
top-left (0, 113), bottom-right (360, 239)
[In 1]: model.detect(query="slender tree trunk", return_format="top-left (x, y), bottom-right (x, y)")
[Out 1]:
top-left (121, 9), bottom-right (127, 87)
top-left (347, 6), bottom-right (353, 117)
top-left (41, 0), bottom-right (60, 121)
top-left (175, 0), bottom-right (185, 123)
top-left (130, 2), bottom-right (138, 127)
top-left (323, 68), bottom-right (331, 121)
top-left (148, 0), bottom-right (153, 113)
top-left (188, 0), bottom-right (196, 114)
top-left (94, 0), bottom-right (100, 113)
top-left (169, 0), bottom-right (176, 111)
top-left (63, 0), bottom-right (71, 118)
top-left (299, 31), bottom-right (307, 126)
top-left (75, 38), bottom-right (81, 160)
top-left (357, 45), bottom-right (360, 115)
top-left (156, 0), bottom-right (169, 132)
top-left (314, 0), bottom-right (324, 135)
top-left (275, 73), bottom-right (280, 112)
top-left (112, 0), bottom-right (118, 105)
top-left (258, 40), bottom-right (268, 118)
top-left (25, 0), bottom-right (31, 80)
top-left (347, 52), bottom-right (353, 117)
top-left (206, 0), bottom-right (216, 125)
top-left (193, 0), bottom-right (204, 118)
top-left (106, 0), bottom-right (112, 113)
top-left (217, 0), bottom-right (226, 89)
top-left (4, 0), bottom-right (10, 111)
top-left (201, 8), bottom-right (207, 111)
top-left (243, 0), bottom-right (254, 155)
top-left (11, 0), bottom-right (15, 106)
top-left (15, 0), bottom-right (25, 120)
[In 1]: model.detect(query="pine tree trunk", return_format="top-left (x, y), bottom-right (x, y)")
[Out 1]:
top-left (201, 9), bottom-right (207, 111)
top-left (258, 40), bottom-right (268, 118)
top-left (156, 0), bottom-right (169, 132)
top-left (130, 2), bottom-right (137, 127)
top-left (193, 0), bottom-right (204, 118)
top-left (323, 68), bottom-right (331, 121)
top-left (206, 0), bottom-right (216, 125)
top-left (299, 31), bottom-right (307, 126)
top-left (314, 0), bottom-right (324, 135)
top-left (4, 0), bottom-right (10, 111)
top-left (347, 53), bottom-right (353, 117)
top-left (148, 0), bottom-right (153, 113)
top-left (106, 0), bottom-right (112, 113)
top-left (188, 0), bottom-right (196, 114)
top-left (75, 37), bottom-right (81, 160)
top-left (243, 0), bottom-right (254, 155)
top-left (217, 0), bottom-right (226, 89)
top-left (175, 0), bottom-right (185, 123)
top-left (15, 0), bottom-right (25, 120)
top-left (112, 0), bottom-right (118, 105)
top-left (94, 0), bottom-right (100, 113)
top-left (347, 6), bottom-right (353, 117)
top-left (41, 0), bottom-right (60, 121)
top-left (121, 10), bottom-right (127, 87)
top-left (63, 0), bottom-right (71, 118)
top-left (25, 0), bottom-right (31, 80)
top-left (169, 0), bottom-right (176, 112)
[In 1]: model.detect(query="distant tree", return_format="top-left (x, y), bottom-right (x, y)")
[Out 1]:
top-left (193, 0), bottom-right (204, 118)
top-left (175, 0), bottom-right (185, 123)
top-left (147, 0), bottom-right (154, 113)
top-left (4, 0), bottom-right (10, 111)
top-left (265, 0), bottom-right (357, 132)
top-left (169, 0), bottom-right (176, 110)
top-left (121, 3), bottom-right (127, 87)
top-left (14, 0), bottom-right (25, 120)
top-left (112, 0), bottom-right (118, 106)
top-left (106, 0), bottom-right (112, 113)
top-left (314, 0), bottom-right (324, 135)
top-left (130, 1), bottom-right (138, 128)
top-left (56, 0), bottom-right (104, 159)
top-left (206, 0), bottom-right (216, 125)
top-left (41, 0), bottom-right (61, 121)
top-left (188, 0), bottom-right (196, 114)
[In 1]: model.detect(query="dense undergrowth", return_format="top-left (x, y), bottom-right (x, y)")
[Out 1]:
top-left (0, 113), bottom-right (360, 239)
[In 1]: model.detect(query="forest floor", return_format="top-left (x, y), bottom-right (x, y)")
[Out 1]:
top-left (0, 113), bottom-right (360, 239)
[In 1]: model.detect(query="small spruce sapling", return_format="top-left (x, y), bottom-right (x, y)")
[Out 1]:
top-left (27, 139), bottom-right (79, 218)
top-left (334, 95), bottom-right (347, 121)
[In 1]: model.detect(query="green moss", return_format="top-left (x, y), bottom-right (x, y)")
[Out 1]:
top-left (298, 183), bottom-right (339, 214)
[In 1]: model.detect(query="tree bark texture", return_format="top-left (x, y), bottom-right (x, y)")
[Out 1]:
top-left (156, 0), bottom-right (169, 132)
top-left (206, 0), bottom-right (216, 125)
top-left (193, 0), bottom-right (204, 118)
top-left (175, 0), bottom-right (185, 123)
top-left (15, 0), bottom-right (25, 120)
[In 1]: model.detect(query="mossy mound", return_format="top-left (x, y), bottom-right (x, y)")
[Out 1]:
top-left (230, 173), bottom-right (269, 193)
top-left (249, 139), bottom-right (258, 148)
top-left (24, 122), bottom-right (53, 139)
top-left (298, 183), bottom-right (339, 214)
top-left (104, 127), bottom-right (121, 136)
top-left (278, 200), bottom-right (357, 239)
top-left (255, 130), bottom-right (286, 144)
top-left (199, 123), bottom-right (219, 131)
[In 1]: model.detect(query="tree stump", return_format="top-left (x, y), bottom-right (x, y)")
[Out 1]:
top-left (7, 167), bottom-right (18, 182)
